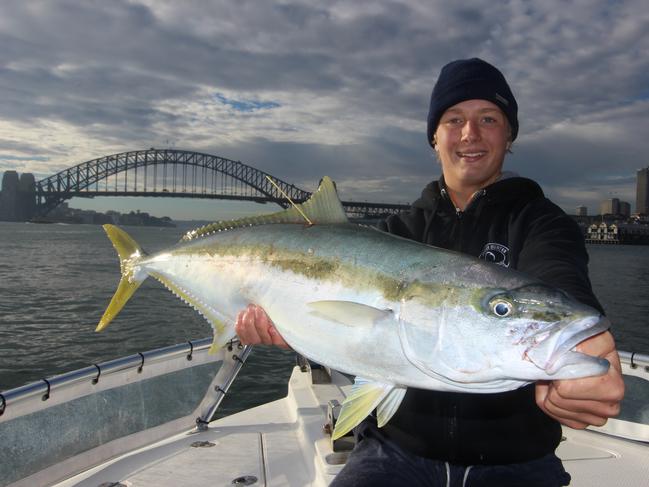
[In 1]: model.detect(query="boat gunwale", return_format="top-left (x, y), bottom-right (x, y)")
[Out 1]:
top-left (0, 337), bottom-right (218, 415)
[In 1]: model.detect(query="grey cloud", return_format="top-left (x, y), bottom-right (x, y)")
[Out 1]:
top-left (206, 124), bottom-right (434, 202)
top-left (1, 0), bottom-right (648, 215)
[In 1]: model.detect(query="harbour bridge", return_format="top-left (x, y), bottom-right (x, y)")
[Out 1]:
top-left (34, 149), bottom-right (409, 219)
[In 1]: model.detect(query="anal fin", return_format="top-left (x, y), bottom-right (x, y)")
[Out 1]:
top-left (150, 272), bottom-right (234, 354)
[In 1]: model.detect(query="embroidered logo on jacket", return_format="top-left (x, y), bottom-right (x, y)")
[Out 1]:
top-left (479, 243), bottom-right (511, 267)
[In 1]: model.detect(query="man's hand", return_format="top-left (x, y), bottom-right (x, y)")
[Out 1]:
top-left (235, 304), bottom-right (291, 349)
top-left (536, 330), bottom-right (624, 429)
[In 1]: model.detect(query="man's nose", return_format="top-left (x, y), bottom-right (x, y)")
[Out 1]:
top-left (461, 120), bottom-right (481, 142)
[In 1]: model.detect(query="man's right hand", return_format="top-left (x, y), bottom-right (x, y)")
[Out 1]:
top-left (235, 304), bottom-right (291, 349)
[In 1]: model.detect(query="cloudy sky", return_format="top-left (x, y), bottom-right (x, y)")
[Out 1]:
top-left (1, 0), bottom-right (648, 220)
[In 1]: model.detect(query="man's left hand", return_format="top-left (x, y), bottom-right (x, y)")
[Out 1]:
top-left (535, 330), bottom-right (625, 429)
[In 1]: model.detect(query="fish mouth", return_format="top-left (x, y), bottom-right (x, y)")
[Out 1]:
top-left (525, 315), bottom-right (611, 376)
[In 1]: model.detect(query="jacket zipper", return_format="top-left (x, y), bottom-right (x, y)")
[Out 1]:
top-left (439, 187), bottom-right (487, 455)
top-left (441, 188), bottom-right (486, 252)
top-left (440, 188), bottom-right (486, 215)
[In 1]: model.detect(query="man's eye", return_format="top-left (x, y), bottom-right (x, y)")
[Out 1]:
top-left (482, 116), bottom-right (497, 124)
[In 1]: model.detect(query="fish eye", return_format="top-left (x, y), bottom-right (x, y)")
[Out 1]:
top-left (491, 300), bottom-right (513, 317)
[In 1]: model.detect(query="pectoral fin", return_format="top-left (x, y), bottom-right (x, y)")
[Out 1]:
top-left (332, 377), bottom-right (406, 440)
top-left (307, 300), bottom-right (392, 327)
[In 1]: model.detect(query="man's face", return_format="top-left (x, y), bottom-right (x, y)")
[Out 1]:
top-left (434, 99), bottom-right (510, 193)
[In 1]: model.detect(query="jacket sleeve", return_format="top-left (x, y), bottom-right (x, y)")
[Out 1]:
top-left (516, 199), bottom-right (604, 314)
top-left (377, 207), bottom-right (428, 243)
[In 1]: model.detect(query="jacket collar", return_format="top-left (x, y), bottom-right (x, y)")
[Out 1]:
top-left (411, 173), bottom-right (545, 212)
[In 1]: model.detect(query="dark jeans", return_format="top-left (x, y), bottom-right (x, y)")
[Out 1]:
top-left (330, 422), bottom-right (571, 487)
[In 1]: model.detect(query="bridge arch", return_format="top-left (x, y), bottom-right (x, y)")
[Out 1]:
top-left (35, 149), bottom-right (311, 215)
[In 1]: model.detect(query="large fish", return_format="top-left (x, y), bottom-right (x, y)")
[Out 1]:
top-left (97, 177), bottom-right (610, 440)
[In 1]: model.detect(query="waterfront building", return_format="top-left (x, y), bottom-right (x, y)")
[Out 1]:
top-left (18, 173), bottom-right (36, 221)
top-left (638, 167), bottom-right (649, 215)
top-left (587, 222), bottom-right (619, 244)
top-left (0, 171), bottom-right (20, 221)
top-left (576, 205), bottom-right (588, 216)
top-left (0, 170), bottom-right (36, 221)
top-left (586, 221), bottom-right (649, 244)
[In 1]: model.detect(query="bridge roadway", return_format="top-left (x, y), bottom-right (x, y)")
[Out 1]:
top-left (33, 149), bottom-right (410, 219)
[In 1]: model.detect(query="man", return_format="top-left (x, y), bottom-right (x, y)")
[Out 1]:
top-left (236, 58), bottom-right (624, 486)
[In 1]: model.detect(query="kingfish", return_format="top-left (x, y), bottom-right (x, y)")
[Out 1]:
top-left (97, 177), bottom-right (610, 440)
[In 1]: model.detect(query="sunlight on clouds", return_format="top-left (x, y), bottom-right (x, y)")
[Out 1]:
top-left (0, 119), bottom-right (130, 177)
top-left (152, 86), bottom-right (416, 147)
top-left (524, 99), bottom-right (649, 145)
top-left (539, 120), bottom-right (622, 143)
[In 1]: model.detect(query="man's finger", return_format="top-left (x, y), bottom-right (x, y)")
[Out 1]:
top-left (269, 326), bottom-right (290, 349)
top-left (254, 306), bottom-right (274, 344)
top-left (237, 306), bottom-right (262, 344)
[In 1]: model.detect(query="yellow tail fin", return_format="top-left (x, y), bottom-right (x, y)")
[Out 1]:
top-left (96, 224), bottom-right (147, 332)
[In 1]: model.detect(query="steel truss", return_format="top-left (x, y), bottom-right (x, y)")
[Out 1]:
top-left (34, 149), bottom-right (409, 218)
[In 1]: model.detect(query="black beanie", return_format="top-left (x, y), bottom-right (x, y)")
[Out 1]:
top-left (427, 58), bottom-right (518, 147)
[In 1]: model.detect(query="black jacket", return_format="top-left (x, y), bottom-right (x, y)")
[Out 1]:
top-left (377, 175), bottom-right (603, 465)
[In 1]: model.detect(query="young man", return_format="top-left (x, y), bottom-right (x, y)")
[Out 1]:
top-left (235, 58), bottom-right (624, 486)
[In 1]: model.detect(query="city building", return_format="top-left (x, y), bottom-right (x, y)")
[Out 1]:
top-left (600, 198), bottom-right (620, 216)
top-left (0, 171), bottom-right (19, 221)
top-left (0, 170), bottom-right (37, 221)
top-left (619, 201), bottom-right (631, 218)
top-left (587, 222), bottom-right (619, 244)
top-left (637, 167), bottom-right (649, 215)
top-left (599, 198), bottom-right (632, 217)
top-left (576, 205), bottom-right (588, 216)
top-left (585, 221), bottom-right (649, 244)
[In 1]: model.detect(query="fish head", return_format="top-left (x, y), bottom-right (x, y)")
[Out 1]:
top-left (397, 283), bottom-right (610, 391)
top-left (486, 284), bottom-right (611, 380)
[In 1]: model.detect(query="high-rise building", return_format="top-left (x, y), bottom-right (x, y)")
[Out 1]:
top-left (0, 170), bottom-right (37, 221)
top-left (0, 171), bottom-right (20, 221)
top-left (576, 206), bottom-right (588, 216)
top-left (619, 201), bottom-right (631, 218)
top-left (600, 198), bottom-right (620, 216)
top-left (638, 167), bottom-right (649, 215)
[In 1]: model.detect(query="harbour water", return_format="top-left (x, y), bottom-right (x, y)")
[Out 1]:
top-left (1, 221), bottom-right (648, 412)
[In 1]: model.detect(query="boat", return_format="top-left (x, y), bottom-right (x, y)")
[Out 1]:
top-left (1, 339), bottom-right (647, 486)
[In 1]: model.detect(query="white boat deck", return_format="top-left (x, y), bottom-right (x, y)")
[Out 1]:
top-left (54, 365), bottom-right (649, 487)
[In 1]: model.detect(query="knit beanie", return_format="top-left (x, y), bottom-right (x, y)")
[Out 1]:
top-left (427, 58), bottom-right (518, 147)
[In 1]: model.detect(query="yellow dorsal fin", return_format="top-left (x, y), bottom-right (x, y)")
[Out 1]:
top-left (182, 176), bottom-right (348, 241)
top-left (265, 175), bottom-right (313, 225)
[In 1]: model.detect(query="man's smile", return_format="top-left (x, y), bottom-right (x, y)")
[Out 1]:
top-left (457, 150), bottom-right (487, 160)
